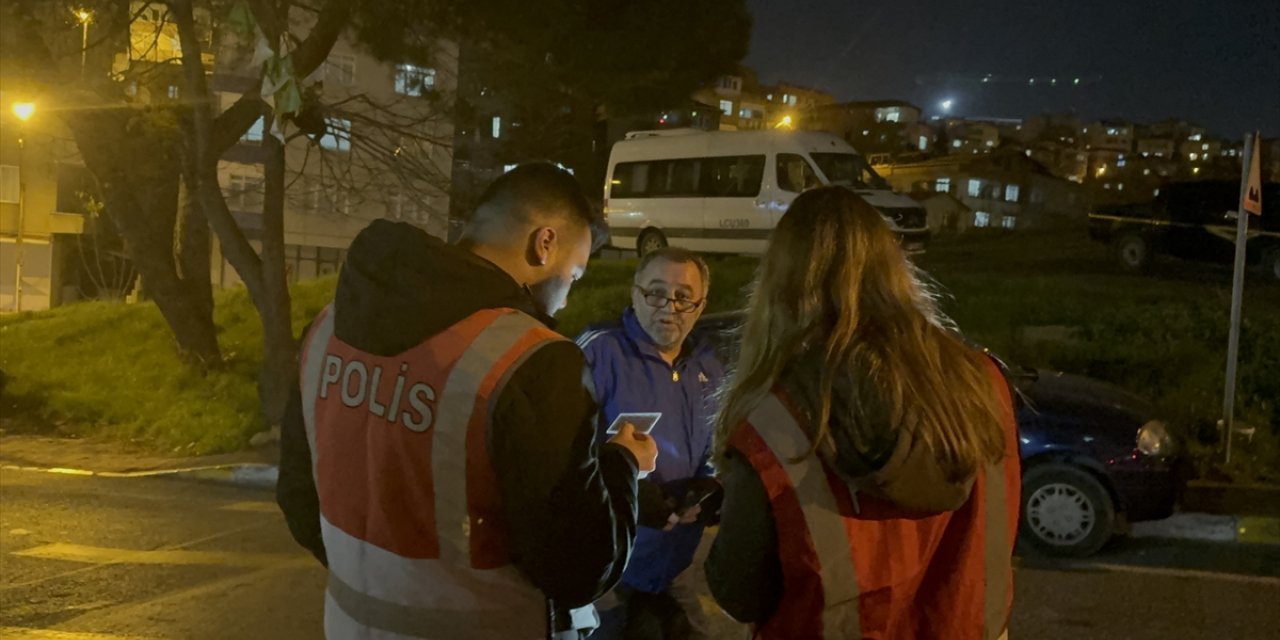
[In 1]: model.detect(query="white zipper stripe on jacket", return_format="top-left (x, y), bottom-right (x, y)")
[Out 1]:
top-left (750, 394), bottom-right (861, 640)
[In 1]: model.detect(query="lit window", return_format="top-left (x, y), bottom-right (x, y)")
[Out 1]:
top-left (719, 100), bottom-right (733, 116)
top-left (1005, 184), bottom-right (1020, 202)
top-left (324, 53), bottom-right (357, 86)
top-left (1189, 133), bottom-right (1202, 141)
top-left (168, 85), bottom-right (179, 99)
top-left (919, 136), bottom-right (929, 151)
top-left (968, 179), bottom-right (982, 198)
top-left (243, 117), bottom-right (265, 143)
top-left (953, 140), bottom-right (963, 148)
top-left (766, 93), bottom-right (774, 101)
top-left (985, 139), bottom-right (995, 147)
top-left (1104, 183), bottom-right (1112, 190)
top-left (395, 64), bottom-right (436, 96)
top-left (1154, 188), bottom-right (1160, 196)
top-left (320, 118), bottom-right (352, 151)
top-left (974, 211), bottom-right (991, 227)
top-left (1118, 183), bottom-right (1125, 191)
top-left (936, 177), bottom-right (951, 192)
top-left (1202, 143), bottom-right (1210, 151)
top-left (1143, 169), bottom-right (1151, 176)
top-left (1118, 159), bottom-right (1126, 167)
top-left (1189, 152), bottom-right (1198, 161)
top-left (491, 116), bottom-right (502, 139)
top-left (878, 107), bottom-right (901, 123)
top-left (1002, 215), bottom-right (1017, 229)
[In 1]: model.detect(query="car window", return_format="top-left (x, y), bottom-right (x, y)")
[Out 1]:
top-left (777, 153), bottom-right (820, 193)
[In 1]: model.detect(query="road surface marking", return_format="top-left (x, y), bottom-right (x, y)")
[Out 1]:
top-left (1, 519), bottom-right (276, 591)
top-left (219, 501), bottom-right (278, 513)
top-left (12, 543), bottom-right (302, 568)
top-left (0, 629), bottom-right (156, 640)
top-left (1066, 562), bottom-right (1280, 586)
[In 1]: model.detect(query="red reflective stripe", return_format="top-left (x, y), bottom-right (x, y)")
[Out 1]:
top-left (464, 324), bottom-right (561, 569)
top-left (729, 424), bottom-right (825, 640)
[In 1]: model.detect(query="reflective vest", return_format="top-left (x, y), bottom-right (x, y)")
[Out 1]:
top-left (728, 359), bottom-right (1020, 640)
top-left (300, 305), bottom-right (564, 639)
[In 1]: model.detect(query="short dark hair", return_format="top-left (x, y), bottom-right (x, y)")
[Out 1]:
top-left (467, 163), bottom-right (595, 242)
top-left (635, 247), bottom-right (711, 293)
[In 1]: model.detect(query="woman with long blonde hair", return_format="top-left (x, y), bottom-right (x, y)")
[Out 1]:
top-left (704, 186), bottom-right (1020, 640)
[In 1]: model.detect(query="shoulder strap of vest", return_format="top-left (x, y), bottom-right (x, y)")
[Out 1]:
top-left (979, 355), bottom-right (1016, 640)
top-left (299, 305), bottom-right (336, 482)
top-left (738, 393), bottom-right (862, 640)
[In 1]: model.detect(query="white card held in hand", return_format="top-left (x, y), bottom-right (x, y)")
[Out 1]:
top-left (607, 412), bottom-right (662, 435)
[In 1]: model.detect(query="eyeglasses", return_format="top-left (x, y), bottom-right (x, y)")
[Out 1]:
top-left (634, 286), bottom-right (704, 313)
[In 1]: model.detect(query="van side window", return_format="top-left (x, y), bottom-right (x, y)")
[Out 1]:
top-left (704, 155), bottom-right (765, 198)
top-left (777, 153), bottom-right (819, 193)
top-left (613, 155), bottom-right (763, 198)
top-left (611, 162), bottom-right (648, 198)
top-left (612, 160), bottom-right (702, 198)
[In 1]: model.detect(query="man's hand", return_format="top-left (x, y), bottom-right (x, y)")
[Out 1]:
top-left (678, 504), bottom-right (702, 524)
top-left (608, 423), bottom-right (658, 479)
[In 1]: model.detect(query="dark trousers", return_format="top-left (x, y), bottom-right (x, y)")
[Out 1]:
top-left (592, 585), bottom-right (693, 640)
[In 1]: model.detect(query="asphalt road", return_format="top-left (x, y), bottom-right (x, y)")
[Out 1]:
top-left (2, 468), bottom-right (1277, 640)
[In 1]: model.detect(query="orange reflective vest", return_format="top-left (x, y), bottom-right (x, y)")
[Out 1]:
top-left (727, 359), bottom-right (1020, 640)
top-left (299, 305), bottom-right (565, 639)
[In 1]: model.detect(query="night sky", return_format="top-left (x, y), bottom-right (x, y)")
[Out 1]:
top-left (745, 0), bottom-right (1280, 138)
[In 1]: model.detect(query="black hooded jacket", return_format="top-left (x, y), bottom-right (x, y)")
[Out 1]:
top-left (277, 220), bottom-right (640, 618)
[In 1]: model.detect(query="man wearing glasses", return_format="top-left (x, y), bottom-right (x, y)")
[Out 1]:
top-left (576, 247), bottom-right (725, 640)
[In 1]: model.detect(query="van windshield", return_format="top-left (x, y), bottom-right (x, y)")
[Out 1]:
top-left (810, 153), bottom-right (891, 190)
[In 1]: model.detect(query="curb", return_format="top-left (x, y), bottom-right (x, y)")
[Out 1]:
top-left (1130, 512), bottom-right (1280, 545)
top-left (0, 462), bottom-right (279, 489)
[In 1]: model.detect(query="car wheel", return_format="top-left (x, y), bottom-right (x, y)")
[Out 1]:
top-left (1114, 233), bottom-right (1151, 272)
top-left (1020, 463), bottom-right (1115, 558)
top-left (637, 229), bottom-right (668, 257)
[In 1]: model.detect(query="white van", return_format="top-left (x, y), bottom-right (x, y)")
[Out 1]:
top-left (603, 129), bottom-right (930, 256)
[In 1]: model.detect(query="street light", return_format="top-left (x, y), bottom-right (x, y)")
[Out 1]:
top-left (9, 101), bottom-right (35, 312)
top-left (940, 99), bottom-right (954, 114)
top-left (775, 115), bottom-right (794, 129)
top-left (12, 102), bottom-right (35, 122)
top-left (73, 9), bottom-right (93, 78)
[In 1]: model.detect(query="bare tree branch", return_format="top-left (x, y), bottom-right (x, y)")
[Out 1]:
top-left (210, 0), bottom-right (351, 154)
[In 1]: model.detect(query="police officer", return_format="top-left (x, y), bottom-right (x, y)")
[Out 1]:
top-left (278, 163), bottom-right (659, 639)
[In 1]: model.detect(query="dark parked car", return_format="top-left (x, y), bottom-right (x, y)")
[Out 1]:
top-left (1088, 180), bottom-right (1280, 280)
top-left (695, 313), bottom-right (1185, 557)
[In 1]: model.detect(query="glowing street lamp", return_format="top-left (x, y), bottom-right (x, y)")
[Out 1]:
top-left (775, 115), bottom-right (794, 129)
top-left (11, 102), bottom-right (35, 122)
top-left (73, 9), bottom-right (93, 77)
top-left (9, 101), bottom-right (35, 312)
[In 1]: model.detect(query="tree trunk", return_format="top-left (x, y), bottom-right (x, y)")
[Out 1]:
top-left (66, 111), bottom-right (222, 367)
top-left (175, 159), bottom-right (214, 325)
top-left (258, 134), bottom-right (296, 427)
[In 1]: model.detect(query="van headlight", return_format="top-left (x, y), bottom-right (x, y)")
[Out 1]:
top-left (1136, 421), bottom-right (1174, 458)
